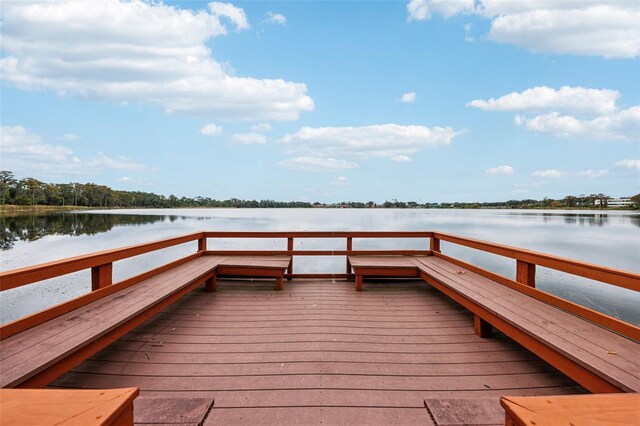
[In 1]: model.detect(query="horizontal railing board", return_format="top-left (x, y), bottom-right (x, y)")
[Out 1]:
top-left (0, 232), bottom-right (204, 290)
top-left (434, 232), bottom-right (640, 291)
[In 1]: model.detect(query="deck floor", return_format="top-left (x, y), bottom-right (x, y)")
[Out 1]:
top-left (52, 279), bottom-right (585, 425)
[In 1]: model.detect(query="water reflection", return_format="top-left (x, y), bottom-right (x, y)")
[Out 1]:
top-left (505, 211), bottom-right (640, 227)
top-left (1, 209), bottom-right (638, 325)
top-left (0, 212), bottom-right (167, 250)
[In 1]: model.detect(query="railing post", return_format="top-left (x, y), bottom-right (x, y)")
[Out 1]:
top-left (516, 260), bottom-right (536, 287)
top-left (91, 263), bottom-right (112, 291)
top-left (430, 236), bottom-right (441, 253)
top-left (287, 237), bottom-right (294, 279)
top-left (346, 237), bottom-right (353, 274)
top-left (198, 237), bottom-right (207, 252)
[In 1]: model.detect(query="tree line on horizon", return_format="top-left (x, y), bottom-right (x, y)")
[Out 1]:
top-left (1, 171), bottom-right (638, 210)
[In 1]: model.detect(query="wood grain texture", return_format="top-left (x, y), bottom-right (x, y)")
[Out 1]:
top-left (0, 387), bottom-right (138, 425)
top-left (500, 394), bottom-right (640, 426)
top-left (51, 279), bottom-right (583, 424)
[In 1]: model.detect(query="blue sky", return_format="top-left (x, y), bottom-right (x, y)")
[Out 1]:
top-left (1, 0), bottom-right (639, 202)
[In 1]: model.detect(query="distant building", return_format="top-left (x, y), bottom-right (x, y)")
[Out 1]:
top-left (595, 197), bottom-right (633, 207)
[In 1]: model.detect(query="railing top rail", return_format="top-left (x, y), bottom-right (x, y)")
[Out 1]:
top-left (0, 232), bottom-right (204, 291)
top-left (434, 232), bottom-right (640, 292)
top-left (202, 231), bottom-right (434, 238)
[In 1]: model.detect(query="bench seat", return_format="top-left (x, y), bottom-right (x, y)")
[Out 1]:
top-left (348, 255), bottom-right (640, 394)
top-left (212, 255), bottom-right (291, 291)
top-left (0, 254), bottom-right (292, 388)
top-left (349, 255), bottom-right (422, 291)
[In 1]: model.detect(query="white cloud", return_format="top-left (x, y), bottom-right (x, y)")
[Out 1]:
top-left (116, 175), bottom-right (149, 186)
top-left (278, 157), bottom-right (359, 172)
top-left (200, 123), bottom-right (223, 137)
top-left (229, 132), bottom-right (267, 144)
top-left (516, 107), bottom-right (640, 141)
top-left (60, 133), bottom-right (81, 141)
top-left (486, 4), bottom-right (640, 59)
top-left (209, 2), bottom-right (250, 31)
top-left (251, 123), bottom-right (273, 133)
top-left (0, 0), bottom-right (313, 122)
top-left (614, 159), bottom-right (640, 170)
top-left (401, 92), bottom-right (417, 103)
top-left (464, 23), bottom-right (475, 43)
top-left (391, 155), bottom-right (413, 162)
top-left (408, 1), bottom-right (640, 58)
top-left (519, 113), bottom-right (583, 138)
top-left (264, 11), bottom-right (287, 26)
top-left (86, 153), bottom-right (147, 171)
top-left (486, 165), bottom-right (514, 175)
top-left (471, 86), bottom-right (639, 141)
top-left (468, 86), bottom-right (619, 116)
top-left (577, 169), bottom-right (609, 178)
top-left (281, 124), bottom-right (459, 160)
top-left (330, 176), bottom-right (350, 187)
top-left (407, 0), bottom-right (474, 21)
top-left (0, 125), bottom-right (147, 176)
top-left (1, 125), bottom-right (72, 161)
top-left (532, 169), bottom-right (567, 178)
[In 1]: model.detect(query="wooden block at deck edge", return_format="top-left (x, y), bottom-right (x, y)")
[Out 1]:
top-left (424, 397), bottom-right (503, 426)
top-left (0, 387), bottom-right (139, 425)
top-left (134, 396), bottom-right (214, 425)
top-left (500, 394), bottom-right (640, 426)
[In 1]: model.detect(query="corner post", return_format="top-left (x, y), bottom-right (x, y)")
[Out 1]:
top-left (91, 263), bottom-right (113, 291)
top-left (346, 237), bottom-right (353, 274)
top-left (430, 236), bottom-right (441, 254)
top-left (516, 260), bottom-right (536, 287)
top-left (287, 237), bottom-right (294, 280)
top-left (198, 236), bottom-right (207, 252)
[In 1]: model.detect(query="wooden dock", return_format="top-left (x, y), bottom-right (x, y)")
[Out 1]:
top-left (50, 279), bottom-right (584, 425)
top-left (1, 231), bottom-right (638, 425)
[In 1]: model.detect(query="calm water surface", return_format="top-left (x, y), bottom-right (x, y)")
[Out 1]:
top-left (1, 208), bottom-right (638, 324)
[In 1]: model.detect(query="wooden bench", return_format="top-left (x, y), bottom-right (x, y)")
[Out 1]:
top-left (208, 255), bottom-right (291, 291)
top-left (348, 255), bottom-right (421, 291)
top-left (0, 254), bottom-right (291, 388)
top-left (348, 255), bottom-right (640, 394)
top-left (501, 394), bottom-right (640, 426)
top-left (0, 388), bottom-right (139, 425)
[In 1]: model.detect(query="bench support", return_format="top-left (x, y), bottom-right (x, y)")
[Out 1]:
top-left (355, 274), bottom-right (363, 291)
top-left (205, 275), bottom-right (217, 292)
top-left (474, 315), bottom-right (493, 338)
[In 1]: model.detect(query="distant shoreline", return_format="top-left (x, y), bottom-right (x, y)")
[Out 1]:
top-left (1, 204), bottom-right (636, 214)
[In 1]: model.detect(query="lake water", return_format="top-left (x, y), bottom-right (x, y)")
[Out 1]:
top-left (1, 208), bottom-right (639, 325)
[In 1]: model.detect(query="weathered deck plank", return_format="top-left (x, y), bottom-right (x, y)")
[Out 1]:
top-left (51, 279), bottom-right (584, 424)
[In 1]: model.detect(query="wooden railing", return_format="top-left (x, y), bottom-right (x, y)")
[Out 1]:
top-left (1, 231), bottom-right (638, 340)
top-left (201, 231), bottom-right (433, 279)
